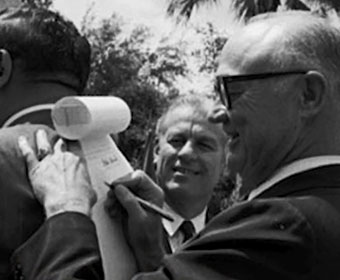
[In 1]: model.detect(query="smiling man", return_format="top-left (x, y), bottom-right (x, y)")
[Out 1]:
top-left (154, 95), bottom-right (227, 252)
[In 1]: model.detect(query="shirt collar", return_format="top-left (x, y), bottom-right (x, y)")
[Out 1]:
top-left (162, 203), bottom-right (206, 237)
top-left (248, 156), bottom-right (340, 201)
top-left (1, 104), bottom-right (54, 128)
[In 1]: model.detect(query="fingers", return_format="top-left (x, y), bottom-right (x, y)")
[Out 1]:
top-left (114, 184), bottom-right (144, 219)
top-left (36, 129), bottom-right (52, 160)
top-left (53, 138), bottom-right (66, 154)
top-left (112, 171), bottom-right (141, 186)
top-left (19, 129), bottom-right (60, 171)
top-left (105, 188), bottom-right (125, 218)
top-left (112, 170), bottom-right (164, 206)
top-left (114, 170), bottom-right (157, 191)
top-left (67, 140), bottom-right (83, 157)
top-left (18, 136), bottom-right (38, 171)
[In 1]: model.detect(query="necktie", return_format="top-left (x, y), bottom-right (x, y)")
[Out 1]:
top-left (179, 220), bottom-right (195, 242)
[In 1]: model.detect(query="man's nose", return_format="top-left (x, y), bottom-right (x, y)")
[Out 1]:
top-left (178, 141), bottom-right (197, 160)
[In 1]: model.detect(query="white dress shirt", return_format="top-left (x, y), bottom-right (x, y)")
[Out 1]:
top-left (162, 203), bottom-right (206, 252)
top-left (248, 156), bottom-right (340, 201)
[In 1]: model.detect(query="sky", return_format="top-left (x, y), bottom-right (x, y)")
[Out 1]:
top-left (52, 0), bottom-right (236, 94)
top-left (53, 0), bottom-right (235, 37)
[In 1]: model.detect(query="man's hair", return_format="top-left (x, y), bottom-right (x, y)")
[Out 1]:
top-left (156, 94), bottom-right (222, 136)
top-left (0, 4), bottom-right (91, 92)
top-left (248, 11), bottom-right (340, 92)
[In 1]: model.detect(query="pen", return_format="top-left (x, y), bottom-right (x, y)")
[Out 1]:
top-left (134, 196), bottom-right (174, 222)
top-left (104, 181), bottom-right (174, 222)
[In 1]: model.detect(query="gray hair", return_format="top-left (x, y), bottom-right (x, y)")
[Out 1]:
top-left (156, 94), bottom-right (221, 136)
top-left (249, 11), bottom-right (340, 92)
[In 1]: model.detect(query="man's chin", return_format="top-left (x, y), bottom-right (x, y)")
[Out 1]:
top-left (166, 181), bottom-right (187, 190)
top-left (164, 180), bottom-right (195, 193)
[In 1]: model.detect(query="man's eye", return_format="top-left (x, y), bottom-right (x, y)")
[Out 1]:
top-left (168, 138), bottom-right (184, 146)
top-left (198, 142), bottom-right (214, 151)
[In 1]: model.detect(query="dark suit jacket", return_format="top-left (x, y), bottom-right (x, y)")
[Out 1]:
top-left (13, 164), bottom-right (340, 280)
top-left (11, 212), bottom-right (103, 280)
top-left (134, 165), bottom-right (340, 280)
top-left (0, 124), bottom-right (103, 280)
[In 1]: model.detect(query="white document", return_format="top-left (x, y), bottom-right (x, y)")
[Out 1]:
top-left (81, 135), bottom-right (133, 188)
top-left (52, 96), bottom-right (137, 280)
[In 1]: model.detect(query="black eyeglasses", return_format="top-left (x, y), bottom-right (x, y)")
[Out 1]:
top-left (215, 70), bottom-right (308, 110)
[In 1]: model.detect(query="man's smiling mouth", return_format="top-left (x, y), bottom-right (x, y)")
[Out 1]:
top-left (173, 166), bottom-right (200, 175)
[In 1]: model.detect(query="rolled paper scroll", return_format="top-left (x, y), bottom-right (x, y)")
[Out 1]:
top-left (52, 96), bottom-right (137, 280)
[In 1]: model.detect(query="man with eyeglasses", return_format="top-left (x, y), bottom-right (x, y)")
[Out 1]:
top-left (15, 10), bottom-right (340, 280)
top-left (114, 10), bottom-right (340, 279)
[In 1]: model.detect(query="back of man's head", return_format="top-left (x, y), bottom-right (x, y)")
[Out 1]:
top-left (244, 11), bottom-right (340, 93)
top-left (0, 3), bottom-right (91, 92)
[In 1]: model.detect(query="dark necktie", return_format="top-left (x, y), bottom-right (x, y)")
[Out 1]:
top-left (179, 220), bottom-right (195, 242)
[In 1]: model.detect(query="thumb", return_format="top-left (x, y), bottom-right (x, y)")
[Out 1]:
top-left (18, 136), bottom-right (38, 172)
top-left (115, 184), bottom-right (144, 219)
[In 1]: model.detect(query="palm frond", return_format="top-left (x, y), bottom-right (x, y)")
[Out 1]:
top-left (166, 0), bottom-right (219, 22)
top-left (283, 0), bottom-right (340, 18)
top-left (232, 0), bottom-right (340, 21)
top-left (303, 0), bottom-right (340, 11)
top-left (281, 0), bottom-right (309, 10)
top-left (231, 0), bottom-right (281, 19)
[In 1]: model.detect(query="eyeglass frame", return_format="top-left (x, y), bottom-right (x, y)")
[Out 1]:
top-left (215, 70), bottom-right (308, 110)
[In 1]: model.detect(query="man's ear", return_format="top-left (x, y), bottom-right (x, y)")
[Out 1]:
top-left (0, 49), bottom-right (12, 88)
top-left (299, 71), bottom-right (326, 118)
top-left (153, 139), bottom-right (160, 164)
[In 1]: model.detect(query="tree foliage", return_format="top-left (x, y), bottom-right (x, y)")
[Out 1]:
top-left (140, 44), bottom-right (188, 93)
top-left (82, 14), bottom-right (188, 167)
top-left (166, 0), bottom-right (220, 22)
top-left (24, 0), bottom-right (53, 9)
top-left (193, 22), bottom-right (227, 74)
top-left (231, 0), bottom-right (330, 20)
top-left (166, 0), bottom-right (340, 22)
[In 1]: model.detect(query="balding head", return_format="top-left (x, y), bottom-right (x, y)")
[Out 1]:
top-left (218, 11), bottom-right (340, 88)
top-left (213, 10), bottom-right (340, 192)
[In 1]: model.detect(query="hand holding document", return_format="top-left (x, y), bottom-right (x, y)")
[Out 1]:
top-left (52, 96), bottom-right (137, 280)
